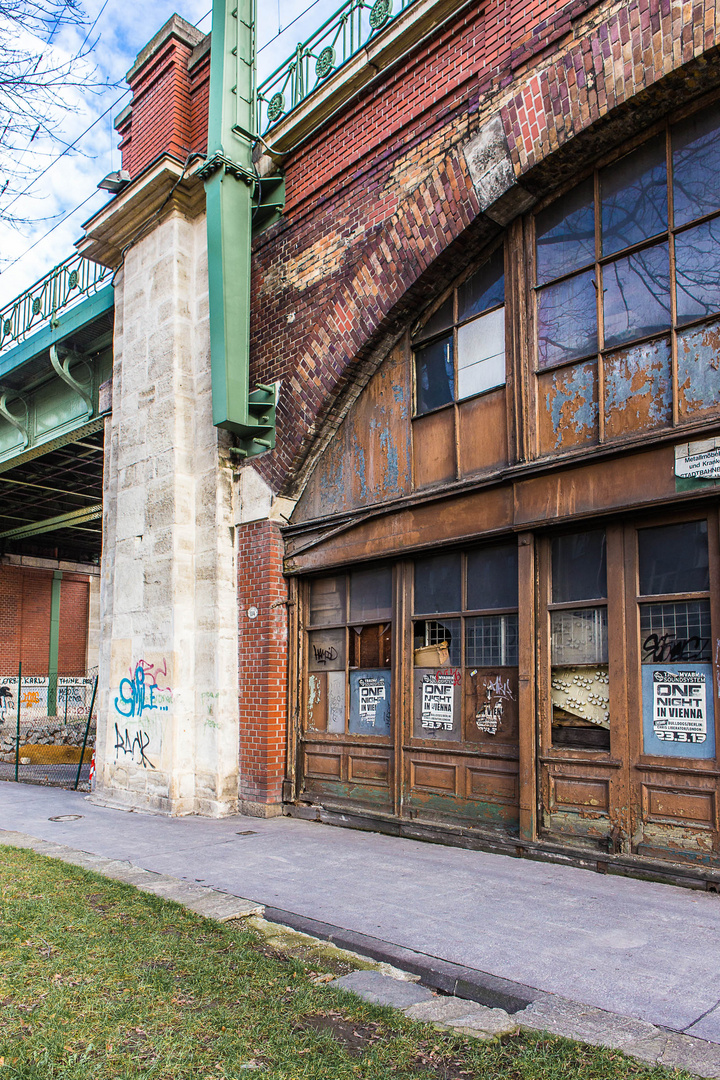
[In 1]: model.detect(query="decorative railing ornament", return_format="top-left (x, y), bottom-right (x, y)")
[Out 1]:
top-left (0, 252), bottom-right (112, 355)
top-left (257, 0), bottom-right (414, 133)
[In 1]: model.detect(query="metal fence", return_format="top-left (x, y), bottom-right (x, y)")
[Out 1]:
top-left (257, 0), bottom-right (416, 133)
top-left (0, 664), bottom-right (97, 790)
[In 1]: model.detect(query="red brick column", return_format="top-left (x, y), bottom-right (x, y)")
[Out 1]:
top-left (237, 520), bottom-right (288, 813)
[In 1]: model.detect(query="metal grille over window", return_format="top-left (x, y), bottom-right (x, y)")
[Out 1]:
top-left (412, 542), bottom-right (519, 743)
top-left (412, 247), bottom-right (505, 416)
top-left (550, 531), bottom-right (610, 750)
top-left (534, 102), bottom-right (720, 447)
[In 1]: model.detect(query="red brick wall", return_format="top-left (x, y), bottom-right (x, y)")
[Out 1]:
top-left (58, 577), bottom-right (90, 675)
top-left (118, 29), bottom-right (207, 179)
top-left (0, 567), bottom-right (89, 677)
top-left (237, 521), bottom-right (288, 804)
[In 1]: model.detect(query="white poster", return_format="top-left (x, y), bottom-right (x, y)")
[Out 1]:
top-left (421, 673), bottom-right (454, 730)
top-left (358, 676), bottom-right (386, 726)
top-left (652, 669), bottom-right (707, 743)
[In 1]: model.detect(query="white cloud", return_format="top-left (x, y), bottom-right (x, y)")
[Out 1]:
top-left (0, 0), bottom-right (340, 307)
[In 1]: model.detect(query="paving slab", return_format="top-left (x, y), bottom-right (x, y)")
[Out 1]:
top-left (1, 782), bottom-right (720, 1041)
top-left (331, 971), bottom-right (435, 1008)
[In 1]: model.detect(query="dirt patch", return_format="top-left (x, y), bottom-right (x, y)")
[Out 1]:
top-left (410, 1044), bottom-right (476, 1080)
top-left (296, 1012), bottom-right (383, 1057)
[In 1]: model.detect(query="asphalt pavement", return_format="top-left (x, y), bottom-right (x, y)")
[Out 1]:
top-left (1, 780), bottom-right (720, 1047)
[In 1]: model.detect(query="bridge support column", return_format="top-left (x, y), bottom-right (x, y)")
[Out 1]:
top-left (94, 209), bottom-right (240, 816)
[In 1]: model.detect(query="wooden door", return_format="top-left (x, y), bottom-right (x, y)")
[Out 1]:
top-left (537, 524), bottom-right (630, 852)
top-left (626, 511), bottom-right (720, 863)
top-left (401, 543), bottom-right (521, 833)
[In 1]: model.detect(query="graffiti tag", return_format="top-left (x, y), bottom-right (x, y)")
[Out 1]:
top-left (484, 674), bottom-right (515, 701)
top-left (312, 644), bottom-right (338, 666)
top-left (114, 724), bottom-right (155, 769)
top-left (114, 660), bottom-right (172, 719)
top-left (642, 634), bottom-right (709, 664)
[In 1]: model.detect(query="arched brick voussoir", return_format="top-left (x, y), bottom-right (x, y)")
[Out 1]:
top-left (265, 149), bottom-right (491, 501)
top-left (502, 0), bottom-right (720, 186)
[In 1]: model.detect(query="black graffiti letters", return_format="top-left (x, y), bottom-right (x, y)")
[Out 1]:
top-left (642, 633), bottom-right (710, 663)
top-left (114, 723), bottom-right (155, 769)
top-left (312, 644), bottom-right (338, 665)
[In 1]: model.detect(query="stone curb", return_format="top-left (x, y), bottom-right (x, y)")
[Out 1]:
top-left (3, 828), bottom-right (720, 1077)
top-left (329, 969), bottom-right (720, 1078)
top-left (0, 829), bottom-right (263, 921)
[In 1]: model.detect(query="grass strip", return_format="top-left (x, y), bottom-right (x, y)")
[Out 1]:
top-left (0, 844), bottom-right (692, 1080)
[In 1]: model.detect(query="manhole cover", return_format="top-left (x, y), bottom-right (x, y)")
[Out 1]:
top-left (236, 830), bottom-right (257, 837)
top-left (48, 815), bottom-right (83, 822)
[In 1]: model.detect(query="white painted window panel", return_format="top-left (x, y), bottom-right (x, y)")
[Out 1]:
top-left (458, 352), bottom-right (506, 398)
top-left (457, 307), bottom-right (506, 399)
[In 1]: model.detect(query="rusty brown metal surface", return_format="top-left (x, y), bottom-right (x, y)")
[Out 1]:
top-left (678, 319), bottom-right (720, 423)
top-left (293, 345), bottom-right (412, 521)
top-left (458, 389), bottom-right (508, 476)
top-left (412, 406), bottom-right (456, 488)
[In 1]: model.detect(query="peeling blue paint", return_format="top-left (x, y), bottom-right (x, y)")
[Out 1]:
top-left (545, 361), bottom-right (598, 449)
top-left (678, 319), bottom-right (720, 417)
top-left (604, 337), bottom-right (672, 430)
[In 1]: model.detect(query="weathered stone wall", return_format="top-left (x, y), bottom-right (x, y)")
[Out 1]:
top-left (95, 210), bottom-right (240, 817)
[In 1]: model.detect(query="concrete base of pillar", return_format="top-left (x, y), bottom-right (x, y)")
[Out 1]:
top-left (239, 799), bottom-right (283, 819)
top-left (89, 785), bottom-right (240, 819)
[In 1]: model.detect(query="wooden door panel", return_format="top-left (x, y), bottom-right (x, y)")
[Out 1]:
top-left (405, 749), bottom-right (519, 829)
top-left (300, 740), bottom-right (394, 809)
top-left (541, 761), bottom-right (617, 845)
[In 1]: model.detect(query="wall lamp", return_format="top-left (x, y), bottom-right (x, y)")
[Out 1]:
top-left (97, 169), bottom-right (131, 193)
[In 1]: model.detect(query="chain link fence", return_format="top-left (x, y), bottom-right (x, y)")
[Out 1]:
top-left (0, 665), bottom-right (97, 790)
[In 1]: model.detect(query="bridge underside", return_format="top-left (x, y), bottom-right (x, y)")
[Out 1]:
top-left (0, 294), bottom-right (112, 564)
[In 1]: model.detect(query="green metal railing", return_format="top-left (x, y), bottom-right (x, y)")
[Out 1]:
top-left (257, 0), bottom-right (415, 134)
top-left (0, 253), bottom-right (112, 355)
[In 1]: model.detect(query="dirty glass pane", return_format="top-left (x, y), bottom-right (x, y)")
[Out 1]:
top-left (308, 628), bottom-right (345, 672)
top-left (675, 219), bottom-right (720, 324)
top-left (349, 623), bottom-right (392, 669)
top-left (465, 615), bottom-right (518, 666)
top-left (413, 618), bottom-right (461, 667)
top-left (413, 295), bottom-right (453, 343)
top-left (551, 607), bottom-right (608, 665)
top-left (349, 566), bottom-right (392, 622)
top-left (638, 520), bottom-right (709, 595)
top-left (466, 542), bottom-right (518, 610)
top-left (413, 551), bottom-right (461, 614)
top-left (457, 308), bottom-right (505, 398)
top-left (458, 248), bottom-right (505, 321)
top-left (307, 670), bottom-right (346, 732)
top-left (640, 600), bottom-right (712, 663)
top-left (537, 270), bottom-right (598, 368)
top-left (535, 178), bottom-right (595, 285)
top-left (601, 137), bottom-right (667, 256)
top-left (672, 104), bottom-right (720, 227)
top-left (414, 333), bottom-right (454, 415)
top-left (552, 530), bottom-right (607, 602)
top-left (603, 242), bottom-right (670, 348)
top-left (309, 576), bottom-right (346, 626)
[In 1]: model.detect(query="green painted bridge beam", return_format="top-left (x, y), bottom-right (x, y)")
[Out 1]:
top-left (0, 503), bottom-right (103, 541)
top-left (203, 0), bottom-right (280, 457)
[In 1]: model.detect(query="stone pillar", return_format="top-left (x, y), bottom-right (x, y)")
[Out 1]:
top-left (94, 209), bottom-right (240, 816)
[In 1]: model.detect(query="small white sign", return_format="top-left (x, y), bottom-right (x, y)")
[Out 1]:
top-left (675, 437), bottom-right (720, 480)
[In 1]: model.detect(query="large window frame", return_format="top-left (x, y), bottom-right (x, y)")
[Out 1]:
top-left (532, 98), bottom-right (720, 445)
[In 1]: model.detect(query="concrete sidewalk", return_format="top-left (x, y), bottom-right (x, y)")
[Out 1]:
top-left (2, 782), bottom-right (720, 1050)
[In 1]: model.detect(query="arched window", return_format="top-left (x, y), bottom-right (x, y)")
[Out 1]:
top-left (534, 101), bottom-right (720, 443)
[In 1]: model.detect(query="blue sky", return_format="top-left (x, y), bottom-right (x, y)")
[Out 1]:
top-left (0, 0), bottom-right (336, 305)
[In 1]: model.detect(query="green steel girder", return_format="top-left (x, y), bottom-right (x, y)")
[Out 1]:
top-left (0, 503), bottom-right (103, 541)
top-left (204, 0), bottom-right (283, 458)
